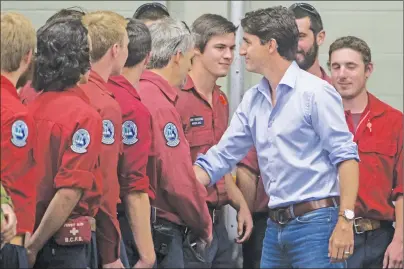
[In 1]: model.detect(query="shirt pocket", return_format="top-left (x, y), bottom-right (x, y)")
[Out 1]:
top-left (185, 129), bottom-right (215, 161)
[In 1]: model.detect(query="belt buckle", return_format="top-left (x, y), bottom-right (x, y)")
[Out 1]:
top-left (151, 206), bottom-right (157, 224)
top-left (212, 209), bottom-right (216, 224)
top-left (276, 208), bottom-right (288, 225)
top-left (353, 217), bottom-right (364, 234)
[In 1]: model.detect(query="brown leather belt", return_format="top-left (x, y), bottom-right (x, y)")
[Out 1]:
top-left (268, 197), bottom-right (340, 225)
top-left (208, 207), bottom-right (221, 224)
top-left (353, 217), bottom-right (381, 234)
top-left (9, 234), bottom-right (25, 247)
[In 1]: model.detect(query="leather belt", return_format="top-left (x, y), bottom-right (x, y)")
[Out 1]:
top-left (353, 217), bottom-right (381, 234)
top-left (9, 234), bottom-right (25, 247)
top-left (208, 207), bottom-right (221, 224)
top-left (268, 197), bottom-right (340, 225)
top-left (154, 217), bottom-right (188, 235)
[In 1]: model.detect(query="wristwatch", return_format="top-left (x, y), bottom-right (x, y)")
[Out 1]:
top-left (339, 209), bottom-right (355, 221)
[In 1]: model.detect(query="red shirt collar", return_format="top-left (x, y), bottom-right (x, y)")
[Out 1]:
top-left (70, 85), bottom-right (91, 104)
top-left (345, 92), bottom-right (385, 117)
top-left (1, 75), bottom-right (19, 99)
top-left (320, 66), bottom-right (332, 84)
top-left (140, 70), bottom-right (178, 103)
top-left (181, 74), bottom-right (221, 92)
top-left (89, 70), bottom-right (114, 97)
top-left (108, 75), bottom-right (141, 100)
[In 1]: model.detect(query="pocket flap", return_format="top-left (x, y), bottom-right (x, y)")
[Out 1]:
top-left (358, 140), bottom-right (397, 156)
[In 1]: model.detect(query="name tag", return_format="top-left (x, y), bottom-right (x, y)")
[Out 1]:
top-left (190, 116), bottom-right (204, 127)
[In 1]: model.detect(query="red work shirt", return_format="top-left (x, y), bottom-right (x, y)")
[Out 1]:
top-left (27, 86), bottom-right (103, 227)
top-left (107, 75), bottom-right (155, 199)
top-left (345, 93), bottom-right (403, 221)
top-left (176, 75), bottom-right (229, 208)
top-left (237, 148), bottom-right (269, 213)
top-left (80, 70), bottom-right (122, 264)
top-left (138, 70), bottom-right (212, 240)
top-left (320, 66), bottom-right (332, 84)
top-left (1, 75), bottom-right (37, 234)
top-left (18, 81), bottom-right (40, 105)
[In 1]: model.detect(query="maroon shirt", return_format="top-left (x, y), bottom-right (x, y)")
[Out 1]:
top-left (176, 75), bottom-right (229, 208)
top-left (107, 75), bottom-right (155, 200)
top-left (80, 70), bottom-right (122, 264)
top-left (138, 70), bottom-right (212, 240)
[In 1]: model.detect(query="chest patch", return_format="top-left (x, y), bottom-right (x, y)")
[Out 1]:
top-left (122, 120), bottom-right (138, 145)
top-left (102, 120), bottom-right (115, 145)
top-left (11, 120), bottom-right (29, 147)
top-left (164, 122), bottom-right (180, 147)
top-left (190, 116), bottom-right (204, 127)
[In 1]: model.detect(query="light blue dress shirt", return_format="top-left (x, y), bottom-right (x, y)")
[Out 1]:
top-left (195, 61), bottom-right (359, 209)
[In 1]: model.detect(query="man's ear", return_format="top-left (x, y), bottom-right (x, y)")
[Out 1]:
top-left (23, 49), bottom-right (33, 67)
top-left (194, 47), bottom-right (202, 57)
top-left (143, 52), bottom-right (151, 68)
top-left (365, 62), bottom-right (374, 79)
top-left (316, 30), bottom-right (326, 46)
top-left (111, 43), bottom-right (120, 58)
top-left (173, 51), bottom-right (182, 65)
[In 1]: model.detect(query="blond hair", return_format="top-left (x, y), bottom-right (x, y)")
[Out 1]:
top-left (1, 12), bottom-right (36, 72)
top-left (82, 11), bottom-right (128, 62)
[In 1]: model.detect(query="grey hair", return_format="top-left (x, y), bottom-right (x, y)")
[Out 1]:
top-left (147, 17), bottom-right (194, 69)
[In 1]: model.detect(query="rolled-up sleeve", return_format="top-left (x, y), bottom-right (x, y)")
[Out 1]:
top-left (308, 83), bottom-right (360, 166)
top-left (195, 93), bottom-right (254, 186)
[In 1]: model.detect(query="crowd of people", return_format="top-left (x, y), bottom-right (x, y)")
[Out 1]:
top-left (0, 2), bottom-right (402, 269)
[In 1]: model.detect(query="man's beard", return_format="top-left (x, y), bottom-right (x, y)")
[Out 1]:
top-left (16, 59), bottom-right (35, 89)
top-left (296, 41), bottom-right (319, 71)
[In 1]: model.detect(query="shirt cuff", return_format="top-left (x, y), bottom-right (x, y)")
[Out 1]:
top-left (194, 158), bottom-right (214, 187)
top-left (328, 143), bottom-right (360, 167)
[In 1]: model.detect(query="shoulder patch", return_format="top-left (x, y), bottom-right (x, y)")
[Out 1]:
top-left (122, 120), bottom-right (138, 145)
top-left (163, 122), bottom-right (180, 147)
top-left (11, 120), bottom-right (29, 147)
top-left (71, 129), bottom-right (91, 154)
top-left (102, 120), bottom-right (115, 145)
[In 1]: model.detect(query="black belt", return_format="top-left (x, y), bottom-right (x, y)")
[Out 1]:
top-left (153, 217), bottom-right (188, 235)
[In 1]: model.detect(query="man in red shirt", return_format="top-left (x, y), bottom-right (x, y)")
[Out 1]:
top-left (81, 11), bottom-right (129, 269)
top-left (328, 36), bottom-right (403, 269)
top-left (236, 4), bottom-right (331, 268)
top-left (22, 18), bottom-right (103, 269)
top-left (0, 12), bottom-right (37, 269)
top-left (138, 17), bottom-right (212, 268)
top-left (107, 19), bottom-right (155, 268)
top-left (176, 14), bottom-right (253, 268)
top-left (18, 7), bottom-right (86, 105)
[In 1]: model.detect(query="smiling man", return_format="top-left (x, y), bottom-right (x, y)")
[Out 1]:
top-left (193, 6), bottom-right (360, 268)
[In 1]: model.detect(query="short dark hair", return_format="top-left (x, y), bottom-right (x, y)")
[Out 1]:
top-left (328, 36), bottom-right (372, 69)
top-left (241, 6), bottom-right (298, 61)
top-left (289, 2), bottom-right (323, 35)
top-left (46, 6), bottom-right (86, 24)
top-left (32, 18), bottom-right (91, 92)
top-left (125, 18), bottom-right (151, 67)
top-left (133, 2), bottom-right (170, 21)
top-left (192, 14), bottom-right (237, 53)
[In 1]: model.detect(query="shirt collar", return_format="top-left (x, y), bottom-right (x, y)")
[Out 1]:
top-left (108, 75), bottom-right (141, 100)
top-left (367, 92), bottom-right (385, 117)
top-left (89, 70), bottom-right (114, 97)
top-left (1, 75), bottom-right (19, 99)
top-left (140, 70), bottom-right (178, 103)
top-left (182, 74), bottom-right (222, 91)
top-left (69, 86), bottom-right (91, 104)
top-left (258, 61), bottom-right (299, 96)
top-left (320, 66), bottom-right (332, 84)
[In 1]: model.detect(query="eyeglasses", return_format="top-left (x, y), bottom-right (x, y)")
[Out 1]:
top-left (134, 2), bottom-right (170, 18)
top-left (290, 2), bottom-right (321, 20)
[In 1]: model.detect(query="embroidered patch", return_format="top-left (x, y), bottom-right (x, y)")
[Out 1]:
top-left (11, 120), bottom-right (29, 147)
top-left (70, 129), bottom-right (90, 154)
top-left (164, 122), bottom-right (180, 147)
top-left (190, 116), bottom-right (204, 127)
top-left (102, 120), bottom-right (115, 145)
top-left (122, 120), bottom-right (138, 145)
top-left (219, 94), bottom-right (228, 106)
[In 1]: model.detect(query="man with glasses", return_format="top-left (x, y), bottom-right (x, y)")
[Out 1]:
top-left (193, 6), bottom-right (360, 268)
top-left (137, 17), bottom-right (212, 268)
top-left (133, 2), bottom-right (170, 25)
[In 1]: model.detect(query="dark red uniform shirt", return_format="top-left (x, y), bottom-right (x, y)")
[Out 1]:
top-left (345, 93), bottom-right (403, 221)
top-left (1, 75), bottom-right (37, 234)
top-left (176, 75), bottom-right (229, 208)
top-left (237, 147), bottom-right (269, 213)
top-left (107, 75), bottom-right (155, 199)
top-left (19, 81), bottom-right (40, 105)
top-left (80, 70), bottom-right (122, 264)
top-left (138, 70), bottom-right (212, 240)
top-left (27, 86), bottom-right (103, 227)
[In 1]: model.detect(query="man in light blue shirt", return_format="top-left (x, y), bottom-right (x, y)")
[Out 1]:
top-left (193, 6), bottom-right (360, 268)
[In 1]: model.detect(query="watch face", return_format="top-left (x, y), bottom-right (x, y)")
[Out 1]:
top-left (345, 209), bottom-right (355, 219)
